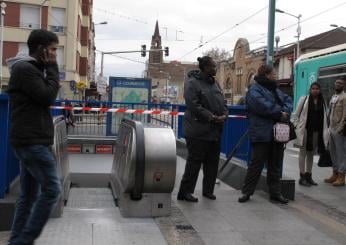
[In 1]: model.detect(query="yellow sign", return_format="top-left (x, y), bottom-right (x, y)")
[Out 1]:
top-left (76, 81), bottom-right (86, 90)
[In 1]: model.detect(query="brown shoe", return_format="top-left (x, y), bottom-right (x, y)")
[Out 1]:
top-left (332, 173), bottom-right (345, 186)
top-left (324, 170), bottom-right (338, 183)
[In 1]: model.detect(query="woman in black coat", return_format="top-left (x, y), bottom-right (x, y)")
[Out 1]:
top-left (177, 56), bottom-right (228, 202)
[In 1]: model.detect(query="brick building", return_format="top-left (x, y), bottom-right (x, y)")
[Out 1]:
top-left (216, 38), bottom-right (265, 104)
top-left (0, 0), bottom-right (96, 99)
top-left (217, 28), bottom-right (346, 104)
top-left (145, 21), bottom-right (197, 104)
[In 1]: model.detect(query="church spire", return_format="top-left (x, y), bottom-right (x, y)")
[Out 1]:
top-left (150, 20), bottom-right (163, 64)
top-left (154, 20), bottom-right (160, 37)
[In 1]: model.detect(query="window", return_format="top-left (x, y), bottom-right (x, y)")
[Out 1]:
top-left (317, 64), bottom-right (346, 103)
top-left (50, 8), bottom-right (65, 33)
top-left (20, 4), bottom-right (40, 29)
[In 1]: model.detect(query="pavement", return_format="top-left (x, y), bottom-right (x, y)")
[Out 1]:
top-left (0, 148), bottom-right (345, 245)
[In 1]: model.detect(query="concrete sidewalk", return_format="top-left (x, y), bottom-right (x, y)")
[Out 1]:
top-left (284, 144), bottom-right (346, 213)
top-left (173, 156), bottom-right (345, 245)
top-left (1, 154), bottom-right (345, 245)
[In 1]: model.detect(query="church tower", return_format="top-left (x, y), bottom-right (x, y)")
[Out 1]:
top-left (149, 21), bottom-right (163, 64)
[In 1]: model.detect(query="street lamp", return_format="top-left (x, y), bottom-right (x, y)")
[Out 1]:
top-left (95, 21), bottom-right (108, 25)
top-left (330, 24), bottom-right (346, 31)
top-left (159, 71), bottom-right (171, 103)
top-left (93, 21), bottom-right (108, 77)
top-left (39, 0), bottom-right (49, 29)
top-left (276, 8), bottom-right (302, 59)
top-left (0, 1), bottom-right (6, 92)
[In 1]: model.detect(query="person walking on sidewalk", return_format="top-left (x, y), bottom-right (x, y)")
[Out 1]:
top-left (238, 64), bottom-right (293, 204)
top-left (291, 82), bottom-right (329, 186)
top-left (6, 29), bottom-right (61, 245)
top-left (324, 77), bottom-right (346, 186)
top-left (177, 56), bottom-right (228, 202)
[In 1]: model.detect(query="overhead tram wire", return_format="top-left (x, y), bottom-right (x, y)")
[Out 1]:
top-left (94, 8), bottom-right (148, 25)
top-left (94, 8), bottom-right (208, 41)
top-left (179, 1), bottom-right (346, 60)
top-left (97, 1), bottom-right (346, 70)
top-left (213, 1), bottom-right (346, 64)
top-left (275, 1), bottom-right (346, 34)
top-left (179, 5), bottom-right (269, 59)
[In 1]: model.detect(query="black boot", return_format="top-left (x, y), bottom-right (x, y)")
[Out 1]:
top-left (270, 194), bottom-right (289, 204)
top-left (305, 172), bottom-right (318, 186)
top-left (238, 194), bottom-right (251, 203)
top-left (177, 193), bottom-right (198, 202)
top-left (203, 193), bottom-right (216, 200)
top-left (299, 173), bottom-right (311, 187)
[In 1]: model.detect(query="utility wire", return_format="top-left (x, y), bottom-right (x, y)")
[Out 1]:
top-left (222, 1), bottom-right (346, 61)
top-left (179, 6), bottom-right (268, 59)
top-left (94, 8), bottom-right (148, 25)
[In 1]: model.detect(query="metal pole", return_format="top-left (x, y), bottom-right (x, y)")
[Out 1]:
top-left (266, 0), bottom-right (276, 66)
top-left (0, 4), bottom-right (6, 92)
top-left (166, 76), bottom-right (169, 102)
top-left (100, 52), bottom-right (104, 77)
top-left (296, 15), bottom-right (301, 59)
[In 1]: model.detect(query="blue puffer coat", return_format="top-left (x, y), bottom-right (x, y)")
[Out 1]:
top-left (246, 82), bottom-right (293, 143)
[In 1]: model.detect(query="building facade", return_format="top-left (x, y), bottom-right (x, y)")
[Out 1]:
top-left (217, 28), bottom-right (346, 104)
top-left (145, 21), bottom-right (197, 104)
top-left (0, 0), bottom-right (95, 99)
top-left (216, 38), bottom-right (265, 104)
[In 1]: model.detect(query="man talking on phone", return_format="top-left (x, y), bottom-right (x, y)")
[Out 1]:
top-left (6, 29), bottom-right (61, 245)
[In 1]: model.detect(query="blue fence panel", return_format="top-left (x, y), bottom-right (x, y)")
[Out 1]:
top-left (177, 105), bottom-right (186, 139)
top-left (221, 105), bottom-right (250, 164)
top-left (0, 94), bottom-right (19, 198)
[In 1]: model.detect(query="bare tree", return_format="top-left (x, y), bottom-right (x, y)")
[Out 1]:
top-left (202, 47), bottom-right (231, 62)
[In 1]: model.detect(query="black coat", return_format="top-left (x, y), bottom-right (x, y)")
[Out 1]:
top-left (183, 71), bottom-right (228, 141)
top-left (7, 58), bottom-right (60, 146)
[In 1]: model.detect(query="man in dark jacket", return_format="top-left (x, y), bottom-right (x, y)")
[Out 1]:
top-left (7, 29), bottom-right (61, 245)
top-left (177, 56), bottom-right (228, 202)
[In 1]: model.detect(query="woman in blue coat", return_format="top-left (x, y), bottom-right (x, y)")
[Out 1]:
top-left (238, 65), bottom-right (293, 204)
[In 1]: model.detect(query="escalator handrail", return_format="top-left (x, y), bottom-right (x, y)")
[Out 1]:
top-left (121, 119), bottom-right (145, 200)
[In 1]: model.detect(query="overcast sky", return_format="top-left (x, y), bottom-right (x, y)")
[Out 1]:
top-left (93, 0), bottom-right (346, 78)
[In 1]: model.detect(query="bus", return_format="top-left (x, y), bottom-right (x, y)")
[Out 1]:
top-left (294, 44), bottom-right (346, 108)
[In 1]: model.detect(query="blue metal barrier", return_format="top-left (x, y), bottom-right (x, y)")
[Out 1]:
top-left (0, 95), bottom-right (19, 198)
top-left (0, 98), bottom-right (251, 199)
top-left (174, 104), bottom-right (250, 164)
top-left (221, 106), bottom-right (251, 163)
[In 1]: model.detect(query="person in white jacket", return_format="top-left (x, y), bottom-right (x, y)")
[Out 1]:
top-left (292, 82), bottom-right (329, 186)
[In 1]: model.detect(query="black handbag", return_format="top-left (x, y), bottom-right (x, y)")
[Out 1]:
top-left (317, 150), bottom-right (333, 167)
top-left (288, 121), bottom-right (297, 141)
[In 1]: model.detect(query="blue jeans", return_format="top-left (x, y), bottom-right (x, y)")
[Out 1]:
top-left (8, 145), bottom-right (61, 245)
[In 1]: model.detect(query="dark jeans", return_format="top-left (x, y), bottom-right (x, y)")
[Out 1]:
top-left (9, 145), bottom-right (61, 245)
top-left (179, 138), bottom-right (221, 195)
top-left (241, 142), bottom-right (284, 196)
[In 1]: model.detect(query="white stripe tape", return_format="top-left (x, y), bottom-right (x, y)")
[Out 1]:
top-left (125, 109), bottom-right (136, 114)
top-left (107, 108), bottom-right (118, 113)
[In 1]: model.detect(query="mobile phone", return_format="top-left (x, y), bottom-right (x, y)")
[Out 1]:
top-left (37, 45), bottom-right (49, 63)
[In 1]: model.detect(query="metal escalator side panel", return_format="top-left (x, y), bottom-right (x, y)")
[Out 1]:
top-left (131, 120), bottom-right (145, 200)
top-left (51, 116), bottom-right (70, 217)
top-left (111, 123), bottom-right (137, 193)
top-left (143, 128), bottom-right (176, 193)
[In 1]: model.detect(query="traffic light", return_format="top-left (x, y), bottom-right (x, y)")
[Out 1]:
top-left (164, 47), bottom-right (169, 56)
top-left (141, 45), bottom-right (146, 57)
